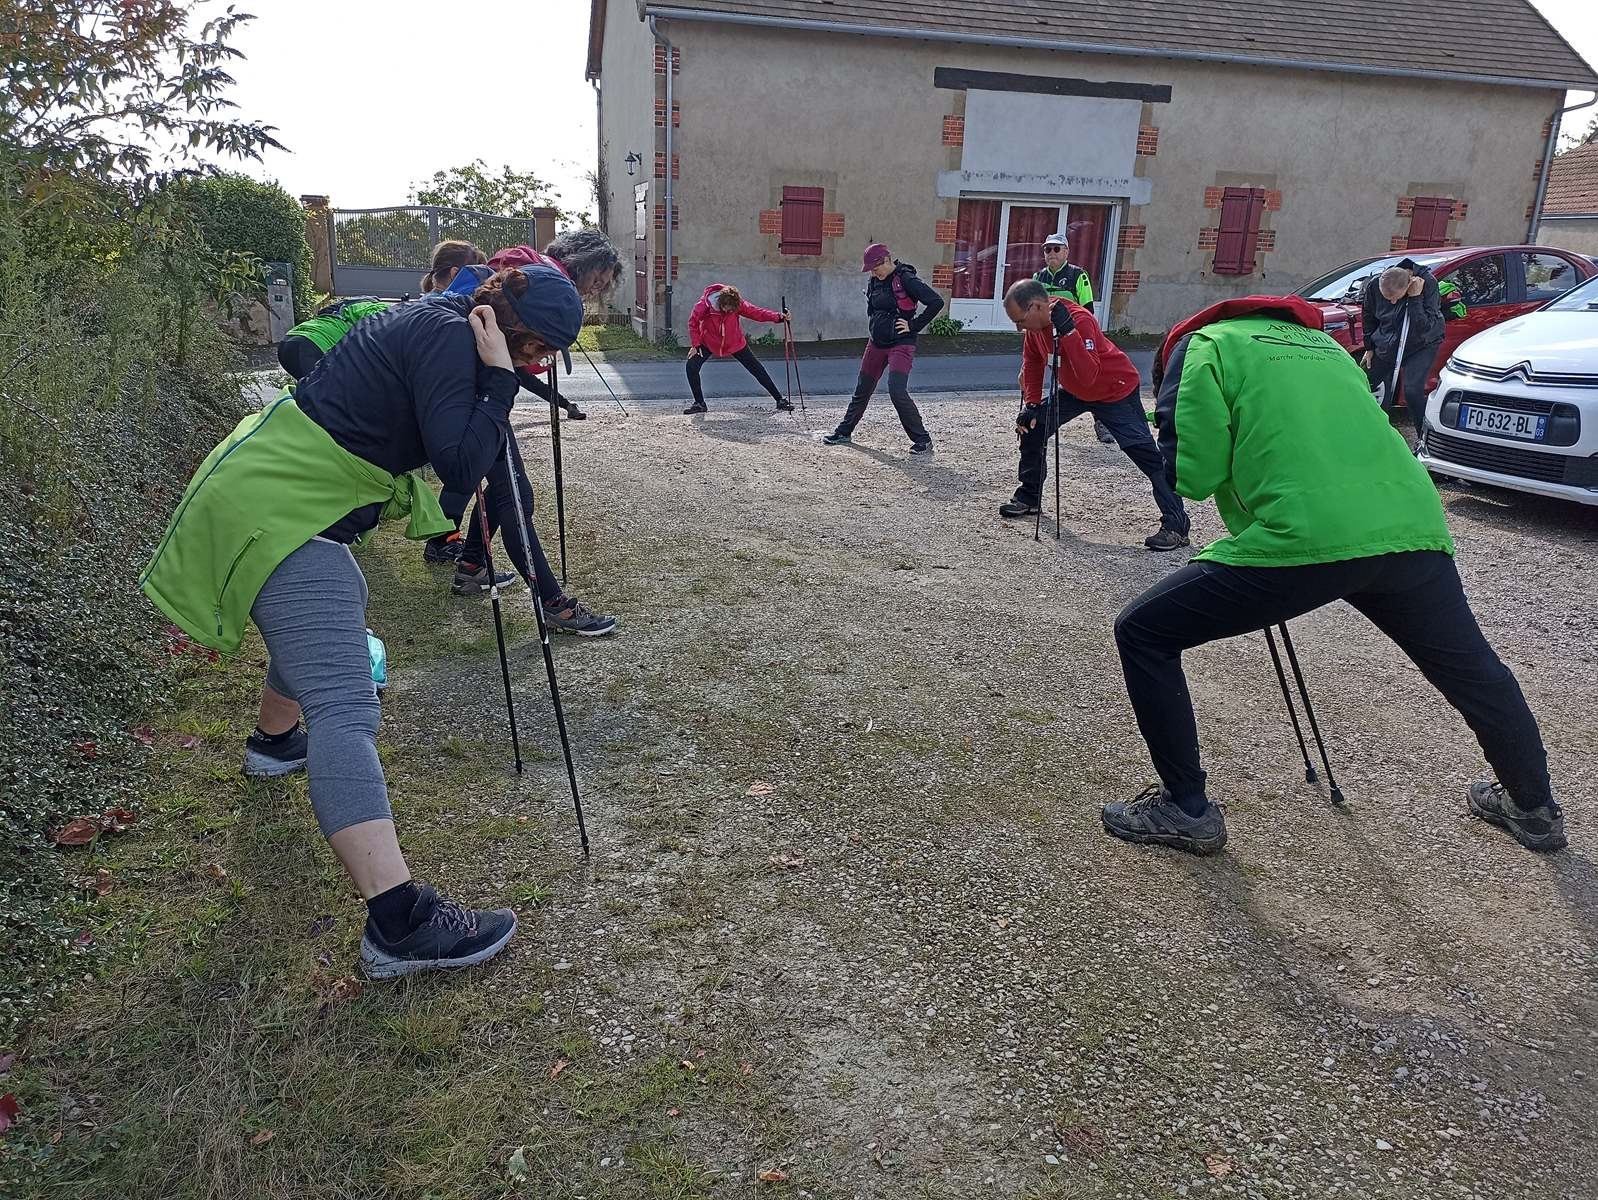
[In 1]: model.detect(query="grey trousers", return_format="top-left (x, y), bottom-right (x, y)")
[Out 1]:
top-left (252, 539), bottom-right (389, 837)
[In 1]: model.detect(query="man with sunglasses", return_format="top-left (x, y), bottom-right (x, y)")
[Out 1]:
top-left (1035, 232), bottom-right (1114, 445)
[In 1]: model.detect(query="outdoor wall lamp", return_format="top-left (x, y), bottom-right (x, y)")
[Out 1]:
top-left (625, 151), bottom-right (643, 177)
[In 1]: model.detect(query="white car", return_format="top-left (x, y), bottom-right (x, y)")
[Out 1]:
top-left (1419, 274), bottom-right (1598, 506)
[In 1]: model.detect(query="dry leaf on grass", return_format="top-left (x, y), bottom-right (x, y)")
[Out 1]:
top-left (76, 870), bottom-right (114, 897)
top-left (250, 1129), bottom-right (276, 1147)
top-left (745, 781), bottom-right (777, 797)
top-left (73, 740), bottom-right (99, 760)
top-left (549, 1059), bottom-right (570, 1081)
top-left (666, 1107), bottom-right (680, 1117)
top-left (175, 734), bottom-right (203, 751)
top-left (757, 1168), bottom-right (790, 1184)
top-left (0, 1053), bottom-right (15, 1078)
top-left (1205, 1154), bottom-right (1235, 1178)
top-left (0, 1093), bottom-right (19, 1132)
top-left (101, 807), bottom-right (138, 832)
top-left (310, 973), bottom-right (363, 1004)
top-left (205, 864), bottom-right (229, 882)
top-left (678, 1059), bottom-right (697, 1072)
top-left (128, 726), bottom-right (156, 746)
top-left (51, 819), bottom-right (100, 847)
top-left (767, 854), bottom-right (807, 870)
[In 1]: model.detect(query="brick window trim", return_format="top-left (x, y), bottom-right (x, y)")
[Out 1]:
top-left (934, 218), bottom-right (959, 244)
top-left (942, 116), bottom-right (965, 147)
top-left (652, 100), bottom-right (681, 128)
top-left (651, 255), bottom-right (680, 280)
top-left (652, 203), bottom-right (680, 230)
top-left (1118, 224), bottom-right (1147, 250)
top-left (1136, 125), bottom-right (1159, 156)
top-left (758, 209), bottom-right (782, 236)
top-left (931, 263), bottom-right (955, 289)
top-left (653, 45), bottom-right (681, 74)
top-left (1112, 270), bottom-right (1141, 293)
top-left (820, 212), bottom-right (846, 238)
top-left (652, 152), bottom-right (680, 180)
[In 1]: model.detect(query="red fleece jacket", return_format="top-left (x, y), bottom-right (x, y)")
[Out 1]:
top-left (1021, 299), bottom-right (1141, 405)
top-left (688, 284), bottom-right (783, 356)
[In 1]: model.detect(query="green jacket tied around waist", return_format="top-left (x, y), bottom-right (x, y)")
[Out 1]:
top-left (140, 391), bottom-right (454, 653)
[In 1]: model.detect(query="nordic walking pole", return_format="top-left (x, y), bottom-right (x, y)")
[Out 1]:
top-left (471, 482), bottom-right (523, 774)
top-left (1381, 309), bottom-right (1410, 410)
top-left (1051, 339), bottom-right (1063, 540)
top-left (499, 431), bottom-right (591, 856)
top-left (576, 344), bottom-right (628, 416)
top-left (1263, 627), bottom-right (1315, 784)
top-left (788, 311), bottom-right (807, 417)
top-left (1034, 338), bottom-right (1060, 542)
top-left (781, 294), bottom-right (793, 405)
top-left (1277, 623), bottom-right (1346, 805)
top-left (547, 356), bottom-right (569, 584)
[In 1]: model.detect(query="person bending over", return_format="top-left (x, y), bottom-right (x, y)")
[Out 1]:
top-left (682, 284), bottom-right (792, 415)
top-left (1101, 295), bottom-right (1563, 856)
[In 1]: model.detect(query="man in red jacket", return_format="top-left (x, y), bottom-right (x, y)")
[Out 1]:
top-left (1000, 279), bottom-right (1189, 551)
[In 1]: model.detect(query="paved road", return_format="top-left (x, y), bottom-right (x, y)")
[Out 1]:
top-left (558, 349), bottom-right (1155, 408)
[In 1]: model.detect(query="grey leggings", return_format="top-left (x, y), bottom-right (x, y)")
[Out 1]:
top-left (252, 539), bottom-right (388, 837)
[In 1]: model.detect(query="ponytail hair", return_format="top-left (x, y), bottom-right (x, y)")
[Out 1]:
top-left (420, 239), bottom-right (485, 294)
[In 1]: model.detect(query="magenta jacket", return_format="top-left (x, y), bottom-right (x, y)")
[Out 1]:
top-left (687, 284), bottom-right (783, 356)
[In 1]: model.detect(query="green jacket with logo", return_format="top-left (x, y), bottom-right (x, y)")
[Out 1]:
top-left (286, 299), bottom-right (391, 353)
top-left (139, 391), bottom-right (452, 653)
top-left (1156, 315), bottom-right (1454, 567)
top-left (1033, 262), bottom-right (1094, 311)
top-left (1438, 279), bottom-right (1467, 321)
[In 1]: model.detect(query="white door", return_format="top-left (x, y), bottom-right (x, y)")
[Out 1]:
top-left (948, 198), bottom-right (1118, 332)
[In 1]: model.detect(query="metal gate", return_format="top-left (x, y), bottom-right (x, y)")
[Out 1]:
top-left (329, 205), bottom-right (540, 298)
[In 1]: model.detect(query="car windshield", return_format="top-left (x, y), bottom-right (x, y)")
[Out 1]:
top-left (1542, 272), bottom-right (1598, 312)
top-left (1296, 252), bottom-right (1453, 303)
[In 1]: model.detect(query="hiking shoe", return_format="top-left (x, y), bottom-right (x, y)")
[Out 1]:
top-left (1102, 785), bottom-right (1228, 855)
top-left (544, 595), bottom-right (619, 637)
top-left (683, 400), bottom-right (708, 415)
top-left (909, 441), bottom-right (934, 456)
top-left (243, 724), bottom-right (307, 778)
top-left (999, 497), bottom-right (1040, 519)
top-left (423, 533), bottom-right (464, 565)
top-left (451, 564), bottom-right (520, 595)
top-left (822, 431), bottom-right (852, 445)
top-left (1145, 526), bottom-right (1191, 552)
top-left (563, 400), bottom-right (588, 421)
top-left (359, 884), bottom-right (517, 980)
top-left (1467, 781), bottom-right (1566, 852)
top-left (1094, 418), bottom-right (1116, 444)
top-left (775, 397), bottom-right (795, 412)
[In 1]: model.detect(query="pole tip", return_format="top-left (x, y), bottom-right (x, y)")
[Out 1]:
top-left (1330, 786), bottom-right (1347, 805)
top-left (1306, 767), bottom-right (1318, 783)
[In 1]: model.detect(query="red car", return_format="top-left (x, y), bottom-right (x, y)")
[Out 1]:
top-left (1294, 245), bottom-right (1597, 393)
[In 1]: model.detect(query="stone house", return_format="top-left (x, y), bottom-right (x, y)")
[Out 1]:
top-left (1537, 137), bottom-right (1598, 257)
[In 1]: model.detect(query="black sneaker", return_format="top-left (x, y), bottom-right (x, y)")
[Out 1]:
top-left (822, 431), bottom-right (851, 445)
top-left (544, 594), bottom-right (619, 637)
top-left (423, 534), bottom-right (464, 565)
top-left (683, 400), bottom-right (708, 415)
top-left (1144, 526), bottom-right (1191, 552)
top-left (1102, 785), bottom-right (1228, 855)
top-left (1467, 781), bottom-right (1566, 852)
top-left (243, 724), bottom-right (307, 778)
top-left (452, 564), bottom-right (520, 595)
top-left (359, 884), bottom-right (517, 980)
top-left (775, 397), bottom-right (795, 412)
top-left (909, 441), bottom-right (934, 456)
top-left (999, 497), bottom-right (1040, 518)
top-left (1094, 418), bottom-right (1116, 445)
top-left (563, 400), bottom-right (588, 421)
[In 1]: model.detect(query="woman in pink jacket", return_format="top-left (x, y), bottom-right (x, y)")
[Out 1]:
top-left (683, 284), bottom-right (793, 415)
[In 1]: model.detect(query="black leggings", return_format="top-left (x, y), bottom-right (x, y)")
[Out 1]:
top-left (457, 438), bottom-right (562, 605)
top-left (1114, 550), bottom-right (1554, 811)
top-left (687, 346), bottom-right (784, 404)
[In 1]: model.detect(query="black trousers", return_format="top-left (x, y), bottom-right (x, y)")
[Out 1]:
top-left (687, 346), bottom-right (784, 404)
top-left (1368, 340), bottom-right (1441, 435)
top-left (1113, 550), bottom-right (1554, 810)
top-left (457, 438), bottom-right (562, 605)
top-left (1017, 388), bottom-right (1188, 533)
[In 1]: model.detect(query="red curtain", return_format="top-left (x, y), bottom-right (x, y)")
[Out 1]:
top-left (1065, 205), bottom-right (1110, 294)
top-left (1002, 205), bottom-right (1061, 294)
top-left (953, 199), bottom-right (1001, 299)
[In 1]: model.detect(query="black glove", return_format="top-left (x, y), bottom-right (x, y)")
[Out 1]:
top-left (1050, 303), bottom-right (1076, 336)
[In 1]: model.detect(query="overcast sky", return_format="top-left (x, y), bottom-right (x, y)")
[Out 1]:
top-left (218, 0), bottom-right (1597, 213)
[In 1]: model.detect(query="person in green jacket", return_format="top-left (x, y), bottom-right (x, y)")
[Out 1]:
top-left (1101, 296), bottom-right (1563, 857)
top-left (1034, 231), bottom-right (1114, 445)
top-left (277, 296), bottom-right (391, 379)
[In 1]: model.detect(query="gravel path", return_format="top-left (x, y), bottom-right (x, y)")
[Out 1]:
top-left (396, 390), bottom-right (1598, 1198)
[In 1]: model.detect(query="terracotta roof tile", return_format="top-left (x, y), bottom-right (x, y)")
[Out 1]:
top-left (1545, 141), bottom-right (1598, 216)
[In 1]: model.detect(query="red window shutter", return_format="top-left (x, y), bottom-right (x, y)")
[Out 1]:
top-left (1213, 187), bottom-right (1266, 275)
top-left (779, 186), bottom-right (824, 256)
top-left (1407, 197), bottom-right (1451, 249)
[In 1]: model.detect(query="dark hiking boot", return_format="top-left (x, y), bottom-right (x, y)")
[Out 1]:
top-left (1145, 526), bottom-right (1191, 552)
top-left (451, 564), bottom-right (520, 596)
top-left (1467, 781), bottom-right (1566, 852)
top-left (243, 724), bottom-right (307, 778)
top-left (775, 396), bottom-right (795, 412)
top-left (683, 400), bottom-right (708, 415)
top-left (822, 431), bottom-right (852, 445)
top-left (999, 497), bottom-right (1040, 519)
top-left (423, 533), bottom-right (464, 564)
top-left (1094, 417), bottom-right (1116, 444)
top-left (359, 884), bottom-right (517, 980)
top-left (909, 440), bottom-right (934, 456)
top-left (544, 594), bottom-right (619, 637)
top-left (562, 400), bottom-right (588, 421)
top-left (1102, 785), bottom-right (1228, 855)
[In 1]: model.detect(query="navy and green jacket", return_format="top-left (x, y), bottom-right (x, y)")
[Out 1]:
top-left (1033, 262), bottom-right (1094, 312)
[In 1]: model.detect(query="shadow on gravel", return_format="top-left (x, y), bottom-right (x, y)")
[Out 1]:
top-left (1440, 487), bottom-right (1598, 543)
top-left (824, 439), bottom-right (991, 497)
top-left (685, 410), bottom-right (817, 448)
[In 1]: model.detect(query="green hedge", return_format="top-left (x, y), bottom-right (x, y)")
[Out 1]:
top-left (179, 172), bottom-right (314, 321)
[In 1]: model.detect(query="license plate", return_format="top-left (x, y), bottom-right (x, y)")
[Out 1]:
top-left (1458, 405), bottom-right (1546, 442)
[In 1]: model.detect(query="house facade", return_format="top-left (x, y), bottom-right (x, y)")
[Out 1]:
top-left (1537, 138), bottom-right (1598, 256)
top-left (588, 1), bottom-right (1597, 341)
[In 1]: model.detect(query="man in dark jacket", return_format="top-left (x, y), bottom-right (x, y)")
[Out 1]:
top-left (823, 243), bottom-right (942, 454)
top-left (1360, 259), bottom-right (1444, 434)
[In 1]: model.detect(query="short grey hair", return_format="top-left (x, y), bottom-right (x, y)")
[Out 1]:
top-left (1004, 278), bottom-right (1049, 309)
